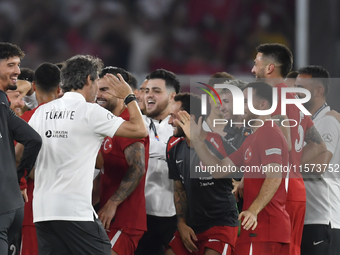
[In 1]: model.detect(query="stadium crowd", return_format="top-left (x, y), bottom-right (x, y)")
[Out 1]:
top-left (1, 39), bottom-right (340, 255)
top-left (0, 0), bottom-right (294, 75)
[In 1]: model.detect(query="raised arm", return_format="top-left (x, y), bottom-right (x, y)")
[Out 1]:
top-left (103, 73), bottom-right (147, 139)
top-left (98, 142), bottom-right (145, 230)
top-left (176, 111), bottom-right (236, 178)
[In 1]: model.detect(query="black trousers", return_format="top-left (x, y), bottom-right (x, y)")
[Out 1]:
top-left (0, 207), bottom-right (24, 255)
top-left (301, 224), bottom-right (331, 255)
top-left (330, 228), bottom-right (340, 255)
top-left (35, 219), bottom-right (111, 255)
top-left (135, 215), bottom-right (177, 255)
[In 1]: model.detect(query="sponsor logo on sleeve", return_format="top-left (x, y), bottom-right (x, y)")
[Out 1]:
top-left (322, 133), bottom-right (332, 143)
top-left (265, 148), bottom-right (281, 156)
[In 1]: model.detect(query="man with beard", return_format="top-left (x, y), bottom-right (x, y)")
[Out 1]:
top-left (295, 66), bottom-right (340, 255)
top-left (178, 82), bottom-right (291, 255)
top-left (95, 67), bottom-right (150, 255)
top-left (28, 55), bottom-right (147, 255)
top-left (135, 69), bottom-right (180, 255)
top-left (0, 42), bottom-right (24, 106)
top-left (251, 43), bottom-right (326, 255)
top-left (165, 93), bottom-right (238, 255)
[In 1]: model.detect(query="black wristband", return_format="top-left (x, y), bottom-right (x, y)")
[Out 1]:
top-left (124, 94), bottom-right (137, 105)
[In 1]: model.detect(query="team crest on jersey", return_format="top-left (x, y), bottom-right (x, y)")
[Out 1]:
top-left (102, 137), bottom-right (113, 153)
top-left (244, 147), bottom-right (252, 163)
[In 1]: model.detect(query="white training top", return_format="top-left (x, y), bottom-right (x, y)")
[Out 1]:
top-left (29, 92), bottom-right (124, 222)
top-left (304, 106), bottom-right (340, 227)
top-left (143, 115), bottom-right (176, 216)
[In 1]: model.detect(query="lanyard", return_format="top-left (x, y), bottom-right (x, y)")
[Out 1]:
top-left (312, 103), bottom-right (328, 120)
top-left (149, 119), bottom-right (160, 141)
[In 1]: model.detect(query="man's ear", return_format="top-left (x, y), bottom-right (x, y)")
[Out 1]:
top-left (316, 84), bottom-right (325, 98)
top-left (267, 63), bottom-right (275, 75)
top-left (86, 75), bottom-right (92, 86)
top-left (32, 81), bottom-right (37, 92)
top-left (56, 86), bottom-right (61, 97)
top-left (169, 91), bottom-right (176, 102)
top-left (260, 99), bottom-right (268, 110)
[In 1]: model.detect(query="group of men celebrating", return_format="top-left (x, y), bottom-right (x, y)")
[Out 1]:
top-left (0, 40), bottom-right (339, 255)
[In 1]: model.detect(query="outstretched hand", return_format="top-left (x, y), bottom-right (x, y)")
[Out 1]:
top-left (102, 73), bottom-right (133, 99)
top-left (175, 110), bottom-right (204, 142)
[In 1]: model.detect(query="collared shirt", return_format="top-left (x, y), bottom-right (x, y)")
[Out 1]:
top-left (143, 115), bottom-right (176, 216)
top-left (29, 92), bottom-right (124, 222)
top-left (304, 105), bottom-right (340, 228)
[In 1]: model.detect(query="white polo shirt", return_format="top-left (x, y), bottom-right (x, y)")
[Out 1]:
top-left (304, 106), bottom-right (340, 227)
top-left (29, 92), bottom-right (125, 222)
top-left (143, 115), bottom-right (176, 217)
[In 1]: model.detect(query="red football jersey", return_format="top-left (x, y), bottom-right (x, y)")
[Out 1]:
top-left (272, 83), bottom-right (313, 202)
top-left (229, 121), bottom-right (291, 244)
top-left (100, 108), bottom-right (150, 231)
top-left (21, 105), bottom-right (43, 227)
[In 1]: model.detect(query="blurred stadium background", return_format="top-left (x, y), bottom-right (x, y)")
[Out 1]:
top-left (0, 0), bottom-right (339, 109)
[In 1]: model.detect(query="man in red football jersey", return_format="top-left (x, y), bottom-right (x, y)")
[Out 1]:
top-left (178, 82), bottom-right (291, 254)
top-left (96, 67), bottom-right (150, 255)
top-left (251, 43), bottom-right (327, 255)
top-left (15, 62), bottom-right (61, 255)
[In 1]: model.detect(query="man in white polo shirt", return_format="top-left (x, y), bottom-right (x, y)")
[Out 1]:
top-left (295, 65), bottom-right (340, 255)
top-left (29, 55), bottom-right (147, 255)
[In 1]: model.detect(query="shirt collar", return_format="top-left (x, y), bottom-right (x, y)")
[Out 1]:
top-left (62, 92), bottom-right (86, 102)
top-left (313, 104), bottom-right (330, 121)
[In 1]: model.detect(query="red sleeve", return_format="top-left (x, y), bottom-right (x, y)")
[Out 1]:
top-left (205, 132), bottom-right (235, 157)
top-left (257, 127), bottom-right (284, 166)
top-left (305, 115), bottom-right (314, 131)
top-left (20, 176), bottom-right (27, 190)
top-left (228, 141), bottom-right (246, 168)
top-left (119, 137), bottom-right (146, 151)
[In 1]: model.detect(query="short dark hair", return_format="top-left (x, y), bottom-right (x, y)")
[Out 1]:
top-left (61, 55), bottom-right (103, 92)
top-left (148, 69), bottom-right (180, 94)
top-left (127, 71), bottom-right (138, 91)
top-left (208, 72), bottom-right (234, 87)
top-left (99, 66), bottom-right (131, 84)
top-left (256, 43), bottom-right (293, 78)
top-left (174, 93), bottom-right (202, 122)
top-left (34, 63), bottom-right (61, 93)
top-left (298, 65), bottom-right (330, 96)
top-left (244, 82), bottom-right (273, 107)
top-left (55, 62), bottom-right (64, 70)
top-left (0, 42), bottom-right (25, 60)
top-left (286, 71), bottom-right (299, 79)
top-left (18, 68), bottom-right (34, 82)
